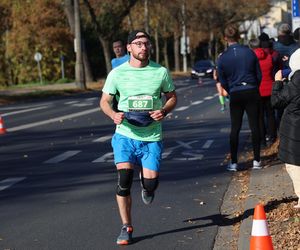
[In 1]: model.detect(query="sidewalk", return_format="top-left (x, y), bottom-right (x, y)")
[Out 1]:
top-left (214, 161), bottom-right (297, 250)
top-left (0, 81), bottom-right (103, 96)
top-left (237, 163), bottom-right (293, 249)
top-left (0, 83), bottom-right (78, 96)
top-left (0, 82), bottom-right (103, 105)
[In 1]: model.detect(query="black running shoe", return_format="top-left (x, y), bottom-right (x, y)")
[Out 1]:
top-left (141, 189), bottom-right (154, 205)
top-left (116, 224), bottom-right (133, 245)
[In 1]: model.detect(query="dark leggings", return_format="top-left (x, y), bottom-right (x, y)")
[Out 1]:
top-left (229, 89), bottom-right (261, 163)
top-left (259, 96), bottom-right (277, 141)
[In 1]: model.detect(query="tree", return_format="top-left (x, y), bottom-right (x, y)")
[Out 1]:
top-left (0, 0), bottom-right (273, 86)
top-left (163, 1), bottom-right (183, 71)
top-left (82, 0), bottom-right (138, 74)
top-left (2, 0), bottom-right (74, 85)
top-left (187, 0), bottom-right (271, 59)
top-left (63, 0), bottom-right (93, 83)
top-left (74, 0), bottom-right (86, 89)
top-left (127, 0), bottom-right (181, 70)
top-left (0, 0), bottom-right (12, 86)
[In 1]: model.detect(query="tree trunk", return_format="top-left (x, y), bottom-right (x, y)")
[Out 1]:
top-left (127, 14), bottom-right (134, 31)
top-left (82, 41), bottom-right (93, 82)
top-left (99, 37), bottom-right (112, 73)
top-left (4, 30), bottom-right (13, 86)
top-left (208, 31), bottom-right (214, 59)
top-left (214, 34), bottom-right (220, 62)
top-left (64, 0), bottom-right (75, 32)
top-left (155, 28), bottom-right (159, 63)
top-left (173, 31), bottom-right (180, 72)
top-left (163, 37), bottom-right (169, 69)
top-left (74, 0), bottom-right (86, 89)
top-left (144, 0), bottom-right (149, 34)
top-left (82, 0), bottom-right (138, 74)
top-left (64, 0), bottom-right (93, 83)
top-left (190, 48), bottom-right (195, 66)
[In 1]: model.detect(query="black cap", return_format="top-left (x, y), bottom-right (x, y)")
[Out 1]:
top-left (127, 30), bottom-right (150, 44)
top-left (294, 27), bottom-right (300, 41)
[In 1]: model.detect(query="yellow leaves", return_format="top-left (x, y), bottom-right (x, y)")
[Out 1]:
top-left (268, 201), bottom-right (300, 249)
top-left (3, 0), bottom-right (73, 85)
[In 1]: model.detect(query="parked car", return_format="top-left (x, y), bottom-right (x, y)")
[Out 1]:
top-left (191, 60), bottom-right (215, 78)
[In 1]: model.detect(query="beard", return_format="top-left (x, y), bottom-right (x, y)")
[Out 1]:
top-left (133, 51), bottom-right (149, 62)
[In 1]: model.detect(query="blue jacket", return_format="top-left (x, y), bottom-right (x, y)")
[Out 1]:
top-left (217, 43), bottom-right (262, 94)
top-left (273, 35), bottom-right (299, 70)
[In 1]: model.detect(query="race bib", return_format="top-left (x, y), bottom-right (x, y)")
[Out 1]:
top-left (128, 95), bottom-right (153, 111)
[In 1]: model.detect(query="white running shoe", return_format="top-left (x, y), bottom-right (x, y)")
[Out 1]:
top-left (252, 160), bottom-right (262, 169)
top-left (227, 163), bottom-right (238, 172)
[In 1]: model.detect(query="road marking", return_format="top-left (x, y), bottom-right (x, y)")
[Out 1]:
top-left (241, 129), bottom-right (251, 133)
top-left (7, 107), bottom-right (99, 132)
top-left (93, 135), bottom-right (112, 142)
top-left (175, 106), bottom-right (189, 111)
top-left (44, 150), bottom-right (81, 164)
top-left (174, 152), bottom-right (204, 161)
top-left (86, 97), bottom-right (98, 101)
top-left (162, 141), bottom-right (199, 159)
top-left (202, 140), bottom-right (213, 149)
top-left (176, 85), bottom-right (195, 93)
top-left (173, 93), bottom-right (218, 112)
top-left (175, 140), bottom-right (198, 149)
top-left (72, 103), bottom-right (94, 107)
top-left (220, 128), bottom-right (230, 133)
top-left (191, 100), bottom-right (203, 105)
top-left (220, 128), bottom-right (251, 134)
top-left (65, 101), bottom-right (79, 104)
top-left (204, 96), bottom-right (214, 100)
top-left (92, 152), bottom-right (114, 163)
top-left (2, 106), bottom-right (49, 117)
top-left (0, 103), bottom-right (53, 111)
top-left (162, 150), bottom-right (173, 159)
top-left (0, 177), bottom-right (26, 191)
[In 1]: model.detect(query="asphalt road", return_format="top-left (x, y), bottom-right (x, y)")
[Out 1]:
top-left (0, 77), bottom-right (250, 250)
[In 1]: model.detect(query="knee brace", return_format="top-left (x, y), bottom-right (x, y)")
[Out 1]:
top-left (142, 177), bottom-right (159, 193)
top-left (116, 169), bottom-right (134, 197)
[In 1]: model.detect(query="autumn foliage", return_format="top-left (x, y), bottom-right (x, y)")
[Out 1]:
top-left (0, 0), bottom-right (73, 86)
top-left (0, 0), bottom-right (271, 86)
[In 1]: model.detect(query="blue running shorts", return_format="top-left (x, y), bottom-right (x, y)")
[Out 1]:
top-left (111, 133), bottom-right (163, 172)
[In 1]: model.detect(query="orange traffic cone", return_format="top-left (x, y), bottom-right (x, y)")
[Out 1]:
top-left (250, 204), bottom-right (274, 250)
top-left (0, 116), bottom-right (6, 134)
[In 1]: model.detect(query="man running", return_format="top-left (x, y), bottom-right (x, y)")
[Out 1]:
top-left (100, 30), bottom-right (177, 245)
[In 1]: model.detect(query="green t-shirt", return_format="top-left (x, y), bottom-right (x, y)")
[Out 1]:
top-left (102, 60), bottom-right (175, 141)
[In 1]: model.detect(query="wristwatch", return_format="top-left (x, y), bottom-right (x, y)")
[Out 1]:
top-left (161, 108), bottom-right (168, 117)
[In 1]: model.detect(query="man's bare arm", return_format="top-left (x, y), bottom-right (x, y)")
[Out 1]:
top-left (150, 91), bottom-right (177, 121)
top-left (100, 93), bottom-right (124, 125)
